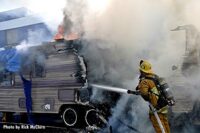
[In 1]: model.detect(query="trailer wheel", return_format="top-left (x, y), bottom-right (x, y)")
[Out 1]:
top-left (62, 107), bottom-right (78, 127)
top-left (85, 109), bottom-right (98, 126)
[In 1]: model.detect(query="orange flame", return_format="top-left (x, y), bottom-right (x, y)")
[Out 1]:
top-left (54, 24), bottom-right (64, 40)
top-left (54, 24), bottom-right (79, 41)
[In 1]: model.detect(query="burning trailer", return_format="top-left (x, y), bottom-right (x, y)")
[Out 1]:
top-left (0, 9), bottom-right (115, 131)
top-left (0, 38), bottom-right (111, 130)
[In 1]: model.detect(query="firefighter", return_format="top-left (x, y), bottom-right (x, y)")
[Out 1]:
top-left (136, 60), bottom-right (170, 133)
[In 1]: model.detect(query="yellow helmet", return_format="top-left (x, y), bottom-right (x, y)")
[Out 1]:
top-left (139, 60), bottom-right (153, 74)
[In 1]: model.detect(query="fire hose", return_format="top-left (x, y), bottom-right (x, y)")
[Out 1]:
top-left (91, 84), bottom-right (166, 133)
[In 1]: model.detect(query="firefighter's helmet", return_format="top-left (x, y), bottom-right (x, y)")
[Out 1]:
top-left (139, 60), bottom-right (153, 74)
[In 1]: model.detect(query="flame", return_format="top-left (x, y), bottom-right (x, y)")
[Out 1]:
top-left (54, 24), bottom-right (64, 40)
top-left (54, 24), bottom-right (79, 41)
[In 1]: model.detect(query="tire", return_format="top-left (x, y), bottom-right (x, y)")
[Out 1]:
top-left (85, 109), bottom-right (98, 126)
top-left (62, 107), bottom-right (78, 127)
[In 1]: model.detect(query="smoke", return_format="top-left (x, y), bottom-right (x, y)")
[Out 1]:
top-left (62, 0), bottom-right (200, 132)
top-left (62, 0), bottom-right (86, 34)
top-left (16, 28), bottom-right (50, 51)
top-left (24, 0), bottom-right (66, 32)
top-left (0, 0), bottom-right (64, 64)
top-left (178, 0), bottom-right (200, 31)
top-left (0, 0), bottom-right (66, 70)
top-left (106, 94), bottom-right (154, 133)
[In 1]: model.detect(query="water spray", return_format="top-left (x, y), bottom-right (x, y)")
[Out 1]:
top-left (91, 84), bottom-right (166, 133)
top-left (91, 84), bottom-right (140, 95)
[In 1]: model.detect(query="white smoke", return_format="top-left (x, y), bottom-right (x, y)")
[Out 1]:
top-left (0, 0), bottom-right (66, 57)
top-left (16, 28), bottom-right (50, 52)
top-left (178, 0), bottom-right (200, 31)
top-left (62, 0), bottom-right (200, 132)
top-left (24, 0), bottom-right (65, 32)
top-left (83, 0), bottom-right (183, 76)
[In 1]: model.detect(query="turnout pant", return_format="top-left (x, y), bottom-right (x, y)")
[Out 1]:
top-left (149, 113), bottom-right (170, 133)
